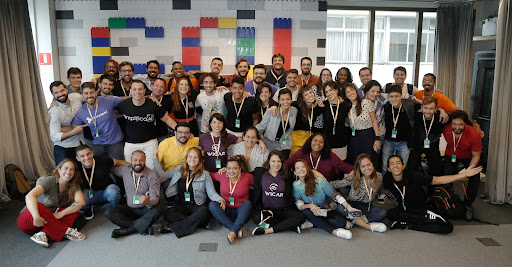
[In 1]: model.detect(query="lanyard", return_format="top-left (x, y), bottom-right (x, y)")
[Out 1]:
top-left (86, 101), bottom-right (98, 130)
top-left (308, 105), bottom-right (314, 133)
top-left (349, 106), bottom-right (356, 128)
top-left (152, 94), bottom-right (163, 106)
top-left (261, 106), bottom-right (267, 118)
top-left (393, 183), bottom-right (406, 211)
top-left (391, 104), bottom-right (402, 129)
top-left (132, 172), bottom-right (142, 194)
top-left (82, 159), bottom-right (95, 188)
top-left (271, 69), bottom-right (284, 83)
top-left (453, 131), bottom-right (463, 152)
top-left (59, 104), bottom-right (75, 118)
top-left (175, 138), bottom-right (190, 163)
top-left (423, 115), bottom-right (434, 139)
top-left (252, 81), bottom-right (258, 96)
top-left (229, 176), bottom-right (239, 196)
top-left (329, 100), bottom-right (339, 127)
top-left (302, 75), bottom-right (310, 85)
top-left (233, 96), bottom-right (245, 120)
top-left (185, 171), bottom-right (193, 192)
top-left (210, 132), bottom-right (222, 158)
top-left (309, 154), bottom-right (321, 170)
top-left (120, 82), bottom-right (129, 97)
top-left (181, 95), bottom-right (189, 121)
top-left (363, 177), bottom-right (373, 203)
top-left (280, 106), bottom-right (290, 137)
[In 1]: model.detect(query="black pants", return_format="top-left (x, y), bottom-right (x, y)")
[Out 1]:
top-left (164, 202), bottom-right (210, 238)
top-left (252, 209), bottom-right (306, 233)
top-left (105, 203), bottom-right (164, 233)
top-left (407, 144), bottom-right (443, 176)
top-left (442, 156), bottom-right (480, 205)
top-left (388, 207), bottom-right (453, 234)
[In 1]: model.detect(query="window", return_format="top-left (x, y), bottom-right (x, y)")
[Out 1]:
top-left (326, 8), bottom-right (436, 88)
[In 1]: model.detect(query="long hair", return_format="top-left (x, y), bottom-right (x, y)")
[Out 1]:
top-left (352, 153), bottom-right (379, 195)
top-left (293, 159), bottom-right (317, 197)
top-left (227, 155), bottom-right (250, 173)
top-left (300, 133), bottom-right (331, 159)
top-left (53, 159), bottom-right (82, 208)
top-left (297, 85), bottom-right (314, 121)
top-left (335, 67), bottom-right (353, 84)
top-left (179, 147), bottom-right (205, 180)
top-left (346, 83), bottom-right (362, 116)
top-left (171, 77), bottom-right (193, 111)
top-left (315, 68), bottom-right (332, 97)
top-left (208, 113), bottom-right (230, 149)
top-left (262, 150), bottom-right (289, 179)
top-left (255, 82), bottom-right (276, 109)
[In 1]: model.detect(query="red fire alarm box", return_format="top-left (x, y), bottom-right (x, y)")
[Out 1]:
top-left (39, 53), bottom-right (51, 65)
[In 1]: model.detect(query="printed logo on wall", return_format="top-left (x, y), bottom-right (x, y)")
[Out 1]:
top-left (39, 53), bottom-right (52, 65)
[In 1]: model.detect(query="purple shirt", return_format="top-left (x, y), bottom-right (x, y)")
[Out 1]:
top-left (261, 171), bottom-right (288, 210)
top-left (198, 132), bottom-right (238, 172)
top-left (73, 96), bottom-right (124, 145)
top-left (286, 150), bottom-right (354, 181)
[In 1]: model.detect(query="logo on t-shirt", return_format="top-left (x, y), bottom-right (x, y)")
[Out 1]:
top-left (86, 110), bottom-right (108, 124)
top-left (264, 183), bottom-right (283, 197)
top-left (123, 114), bottom-right (155, 123)
top-left (206, 143), bottom-right (225, 157)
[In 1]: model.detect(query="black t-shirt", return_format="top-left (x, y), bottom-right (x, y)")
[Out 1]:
top-left (155, 95), bottom-right (173, 138)
top-left (176, 174), bottom-right (196, 205)
top-left (384, 103), bottom-right (411, 141)
top-left (258, 99), bottom-right (278, 122)
top-left (322, 100), bottom-right (350, 148)
top-left (77, 156), bottom-right (115, 191)
top-left (384, 171), bottom-right (433, 213)
top-left (224, 93), bottom-right (258, 133)
top-left (170, 89), bottom-right (200, 121)
top-left (112, 80), bottom-right (150, 97)
top-left (412, 110), bottom-right (445, 148)
top-left (292, 101), bottom-right (324, 132)
top-left (117, 99), bottom-right (166, 143)
top-left (265, 69), bottom-right (287, 89)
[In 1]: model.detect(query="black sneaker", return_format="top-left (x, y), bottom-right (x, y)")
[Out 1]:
top-left (158, 225), bottom-right (173, 234)
top-left (294, 226), bottom-right (301, 234)
top-left (390, 221), bottom-right (408, 230)
top-left (111, 228), bottom-right (128, 238)
top-left (252, 227), bottom-right (266, 236)
top-left (205, 218), bottom-right (216, 230)
top-left (84, 205), bottom-right (94, 220)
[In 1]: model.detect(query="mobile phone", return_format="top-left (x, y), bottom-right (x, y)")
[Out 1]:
top-left (317, 209), bottom-right (328, 217)
top-left (347, 210), bottom-right (362, 219)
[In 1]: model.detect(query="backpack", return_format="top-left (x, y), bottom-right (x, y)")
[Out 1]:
top-left (5, 164), bottom-right (32, 200)
top-left (427, 185), bottom-right (466, 220)
top-left (385, 83), bottom-right (414, 96)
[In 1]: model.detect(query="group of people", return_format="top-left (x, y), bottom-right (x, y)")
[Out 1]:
top-left (17, 54), bottom-right (484, 247)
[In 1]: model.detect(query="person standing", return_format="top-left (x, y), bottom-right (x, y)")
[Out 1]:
top-left (298, 57), bottom-right (319, 88)
top-left (265, 53), bottom-right (288, 89)
top-left (224, 77), bottom-right (259, 137)
top-left (322, 81), bottom-right (350, 160)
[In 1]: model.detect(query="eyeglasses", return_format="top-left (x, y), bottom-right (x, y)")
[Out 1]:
top-left (176, 130), bottom-right (190, 135)
top-left (301, 64), bottom-right (312, 67)
top-left (120, 69), bottom-right (133, 73)
top-left (105, 66), bottom-right (117, 69)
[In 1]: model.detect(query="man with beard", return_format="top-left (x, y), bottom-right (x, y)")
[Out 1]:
top-left (116, 80), bottom-right (177, 169)
top-left (384, 66), bottom-right (418, 99)
top-left (112, 61), bottom-right (149, 97)
top-left (49, 81), bottom-right (87, 164)
top-left (441, 110), bottom-right (482, 218)
top-left (165, 61), bottom-right (199, 92)
top-left (298, 57), bottom-right (318, 88)
top-left (273, 69), bottom-right (299, 102)
top-left (73, 82), bottom-right (125, 159)
top-left (133, 60), bottom-right (169, 89)
top-left (98, 74), bottom-right (115, 96)
top-left (156, 123), bottom-right (199, 172)
top-left (357, 67), bottom-right (372, 98)
top-left (105, 150), bottom-right (162, 237)
top-left (226, 58), bottom-right (253, 85)
top-left (244, 64), bottom-right (277, 96)
top-left (66, 67), bottom-right (82, 93)
top-left (189, 58), bottom-right (231, 88)
top-left (150, 78), bottom-right (174, 142)
top-left (266, 53), bottom-right (287, 89)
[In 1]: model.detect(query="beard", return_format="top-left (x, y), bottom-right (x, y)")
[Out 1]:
top-left (148, 72), bottom-right (158, 79)
top-left (56, 94), bottom-right (68, 103)
top-left (132, 164), bottom-right (144, 173)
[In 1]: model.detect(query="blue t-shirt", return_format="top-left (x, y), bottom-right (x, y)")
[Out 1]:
top-left (73, 96), bottom-right (124, 145)
top-left (293, 177), bottom-right (335, 209)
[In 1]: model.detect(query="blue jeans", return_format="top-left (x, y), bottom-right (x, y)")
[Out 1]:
top-left (82, 184), bottom-right (121, 208)
top-left (302, 206), bottom-right (347, 233)
top-left (338, 201), bottom-right (387, 223)
top-left (208, 200), bottom-right (252, 233)
top-left (91, 141), bottom-right (124, 160)
top-left (381, 139), bottom-right (410, 174)
top-left (53, 145), bottom-right (77, 166)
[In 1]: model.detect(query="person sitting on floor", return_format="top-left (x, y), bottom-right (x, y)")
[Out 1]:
top-left (251, 150), bottom-right (306, 236)
top-left (17, 159), bottom-right (86, 247)
top-left (209, 155), bottom-right (254, 244)
top-left (105, 150), bottom-right (163, 238)
top-left (384, 155), bottom-right (482, 233)
top-left (228, 126), bottom-right (269, 172)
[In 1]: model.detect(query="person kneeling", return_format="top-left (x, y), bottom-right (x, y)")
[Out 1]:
top-left (153, 148), bottom-right (225, 238)
top-left (105, 150), bottom-right (163, 238)
top-left (384, 155), bottom-right (482, 233)
top-left (17, 159), bottom-right (86, 247)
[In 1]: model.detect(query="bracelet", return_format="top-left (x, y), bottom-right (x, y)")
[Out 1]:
top-left (374, 135), bottom-right (381, 141)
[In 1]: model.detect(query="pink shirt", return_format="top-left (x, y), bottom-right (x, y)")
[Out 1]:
top-left (211, 172), bottom-right (254, 208)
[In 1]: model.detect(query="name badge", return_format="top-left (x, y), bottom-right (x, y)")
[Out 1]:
top-left (260, 222), bottom-right (270, 229)
top-left (235, 119), bottom-right (241, 128)
top-left (133, 195), bottom-right (140, 205)
top-left (351, 128), bottom-right (356, 136)
top-left (229, 197), bottom-right (235, 206)
top-left (391, 129), bottom-right (397, 139)
top-left (215, 159), bottom-right (221, 169)
top-left (451, 154), bottom-right (456, 163)
top-left (281, 137), bottom-right (286, 145)
top-left (95, 129), bottom-right (99, 138)
top-left (424, 138), bottom-right (430, 149)
top-left (184, 192), bottom-right (191, 202)
top-left (332, 125), bottom-right (336, 135)
top-left (275, 83), bottom-right (280, 88)
top-left (88, 189), bottom-right (93, 199)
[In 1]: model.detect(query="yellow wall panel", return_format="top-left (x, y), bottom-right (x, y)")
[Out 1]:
top-left (218, 17), bottom-right (237, 29)
top-left (92, 47), bottom-right (111, 56)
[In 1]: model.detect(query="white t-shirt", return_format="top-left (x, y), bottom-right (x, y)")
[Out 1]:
top-left (195, 90), bottom-right (228, 133)
top-left (273, 86), bottom-right (299, 102)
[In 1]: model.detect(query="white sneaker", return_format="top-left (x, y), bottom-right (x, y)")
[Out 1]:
top-left (335, 228), bottom-right (352, 240)
top-left (426, 210), bottom-right (446, 223)
top-left (369, 222), bottom-right (387, 233)
top-left (300, 220), bottom-right (314, 230)
top-left (30, 232), bottom-right (49, 247)
top-left (345, 220), bottom-right (354, 230)
top-left (64, 228), bottom-right (86, 241)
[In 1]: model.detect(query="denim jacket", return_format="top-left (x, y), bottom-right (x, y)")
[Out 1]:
top-left (256, 106), bottom-right (298, 150)
top-left (153, 158), bottom-right (223, 205)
